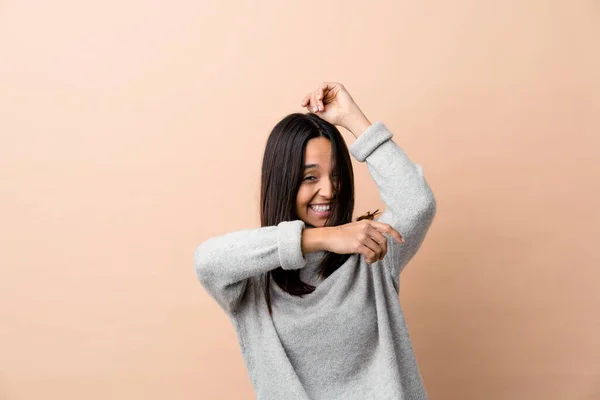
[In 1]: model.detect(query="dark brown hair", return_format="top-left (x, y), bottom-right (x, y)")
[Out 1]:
top-left (260, 113), bottom-right (380, 315)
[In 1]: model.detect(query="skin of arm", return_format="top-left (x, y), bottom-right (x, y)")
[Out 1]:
top-left (301, 227), bottom-right (328, 255)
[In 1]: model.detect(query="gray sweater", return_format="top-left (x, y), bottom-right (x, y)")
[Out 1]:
top-left (194, 121), bottom-right (437, 400)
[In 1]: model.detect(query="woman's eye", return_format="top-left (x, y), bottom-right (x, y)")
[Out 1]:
top-left (304, 176), bottom-right (316, 181)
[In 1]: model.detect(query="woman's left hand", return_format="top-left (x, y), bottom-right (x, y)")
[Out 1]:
top-left (300, 82), bottom-right (368, 130)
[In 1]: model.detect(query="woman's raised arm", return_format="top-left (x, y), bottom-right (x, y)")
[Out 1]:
top-left (348, 121), bottom-right (437, 291)
top-left (301, 82), bottom-right (437, 291)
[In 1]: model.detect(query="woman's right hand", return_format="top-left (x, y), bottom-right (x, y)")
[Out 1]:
top-left (323, 220), bottom-right (404, 264)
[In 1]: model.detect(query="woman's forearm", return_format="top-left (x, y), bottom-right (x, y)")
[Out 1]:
top-left (301, 227), bottom-right (330, 255)
top-left (195, 220), bottom-right (308, 314)
top-left (341, 113), bottom-right (372, 138)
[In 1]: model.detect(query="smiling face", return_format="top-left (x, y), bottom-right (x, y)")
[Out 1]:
top-left (296, 137), bottom-right (337, 228)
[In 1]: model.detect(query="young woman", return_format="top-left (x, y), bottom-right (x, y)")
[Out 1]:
top-left (194, 82), bottom-right (437, 400)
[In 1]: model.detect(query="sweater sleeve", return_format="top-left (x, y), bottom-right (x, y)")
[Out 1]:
top-left (348, 122), bottom-right (437, 292)
top-left (194, 220), bottom-right (307, 314)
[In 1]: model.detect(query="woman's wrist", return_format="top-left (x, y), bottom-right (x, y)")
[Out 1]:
top-left (341, 113), bottom-right (371, 138)
top-left (301, 227), bottom-right (330, 255)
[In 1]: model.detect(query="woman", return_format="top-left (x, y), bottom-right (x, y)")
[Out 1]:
top-left (194, 82), bottom-right (437, 400)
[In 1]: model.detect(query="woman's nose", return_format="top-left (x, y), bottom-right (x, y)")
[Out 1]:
top-left (318, 178), bottom-right (334, 198)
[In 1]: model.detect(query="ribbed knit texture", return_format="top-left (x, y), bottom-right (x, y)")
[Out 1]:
top-left (194, 121), bottom-right (437, 399)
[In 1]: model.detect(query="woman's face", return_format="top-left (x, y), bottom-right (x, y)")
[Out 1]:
top-left (296, 137), bottom-right (336, 228)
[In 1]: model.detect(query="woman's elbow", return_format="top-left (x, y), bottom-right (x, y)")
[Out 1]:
top-left (426, 189), bottom-right (437, 217)
top-left (420, 186), bottom-right (437, 217)
top-left (193, 241), bottom-right (217, 285)
top-left (417, 191), bottom-right (437, 230)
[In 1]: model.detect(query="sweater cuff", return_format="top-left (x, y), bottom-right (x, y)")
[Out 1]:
top-left (348, 121), bottom-right (393, 162)
top-left (277, 220), bottom-right (307, 270)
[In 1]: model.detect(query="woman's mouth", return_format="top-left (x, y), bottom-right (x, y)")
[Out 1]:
top-left (309, 204), bottom-right (331, 217)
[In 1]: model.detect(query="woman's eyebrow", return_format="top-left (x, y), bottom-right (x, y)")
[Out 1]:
top-left (304, 164), bottom-right (319, 169)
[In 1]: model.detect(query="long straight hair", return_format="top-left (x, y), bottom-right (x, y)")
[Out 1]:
top-left (260, 113), bottom-right (378, 315)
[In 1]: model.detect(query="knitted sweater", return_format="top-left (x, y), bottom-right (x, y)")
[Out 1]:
top-left (194, 121), bottom-right (437, 399)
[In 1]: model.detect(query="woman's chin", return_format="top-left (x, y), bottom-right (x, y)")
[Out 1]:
top-left (302, 219), bottom-right (323, 229)
top-left (311, 220), bottom-right (327, 228)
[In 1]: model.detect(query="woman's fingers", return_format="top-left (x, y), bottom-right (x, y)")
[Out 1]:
top-left (331, 220), bottom-right (402, 264)
top-left (315, 91), bottom-right (322, 112)
top-left (366, 226), bottom-right (387, 260)
top-left (310, 92), bottom-right (319, 112)
top-left (363, 237), bottom-right (381, 261)
top-left (358, 243), bottom-right (378, 264)
top-left (300, 82), bottom-right (341, 114)
top-left (317, 85), bottom-right (327, 111)
top-left (300, 94), bottom-right (310, 108)
top-left (360, 221), bottom-right (405, 264)
top-left (301, 83), bottom-right (335, 112)
top-left (370, 221), bottom-right (404, 244)
top-left (302, 92), bottom-right (316, 113)
top-left (359, 231), bottom-right (387, 263)
top-left (301, 93), bottom-right (317, 113)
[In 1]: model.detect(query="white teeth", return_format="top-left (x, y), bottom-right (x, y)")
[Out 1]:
top-left (310, 204), bottom-right (331, 212)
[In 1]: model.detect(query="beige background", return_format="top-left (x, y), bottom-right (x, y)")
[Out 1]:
top-left (1, 0), bottom-right (599, 399)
